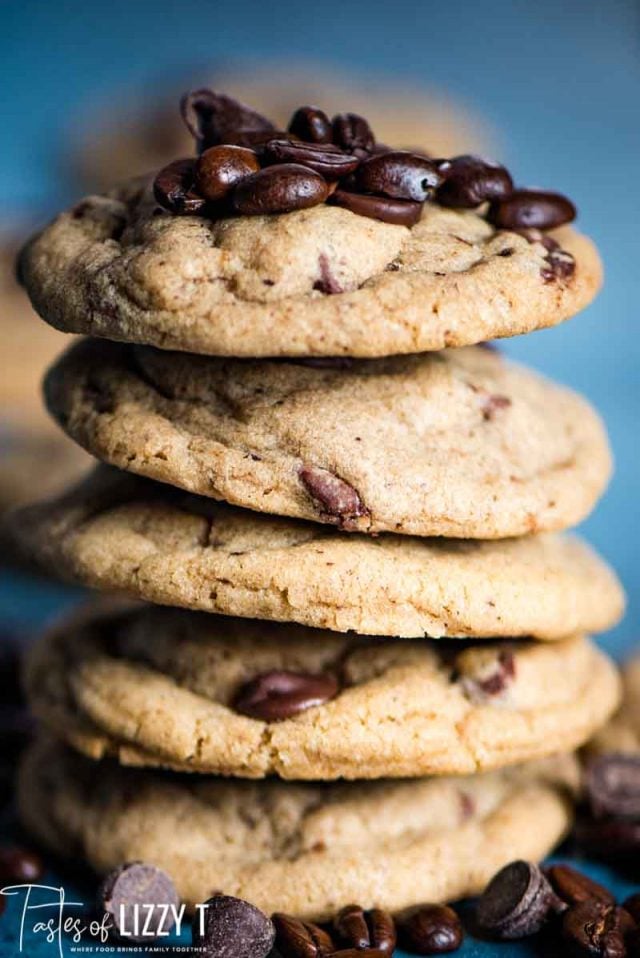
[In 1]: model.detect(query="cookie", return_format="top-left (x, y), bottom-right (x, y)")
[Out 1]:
top-left (27, 602), bottom-right (621, 780)
top-left (6, 467), bottom-right (624, 640)
top-left (19, 178), bottom-right (601, 359)
top-left (19, 738), bottom-right (579, 918)
top-left (589, 655), bottom-right (640, 756)
top-left (45, 339), bottom-right (611, 539)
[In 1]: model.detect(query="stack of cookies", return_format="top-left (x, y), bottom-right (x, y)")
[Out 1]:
top-left (10, 89), bottom-right (626, 922)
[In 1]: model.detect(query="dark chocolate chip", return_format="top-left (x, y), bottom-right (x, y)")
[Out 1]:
top-left (481, 394), bottom-right (512, 421)
top-left (288, 106), bottom-right (333, 144)
top-left (488, 189), bottom-right (576, 231)
top-left (263, 139), bottom-right (360, 179)
top-left (180, 88), bottom-right (275, 153)
top-left (574, 813), bottom-right (640, 865)
top-left (313, 253), bottom-right (344, 294)
top-left (355, 151), bottom-right (443, 202)
top-left (476, 860), bottom-right (557, 939)
top-left (233, 670), bottom-right (339, 721)
top-left (459, 649), bottom-right (516, 702)
top-left (194, 145), bottom-right (260, 202)
top-left (546, 864), bottom-right (614, 908)
top-left (562, 901), bottom-right (634, 958)
top-left (100, 861), bottom-right (179, 942)
top-left (299, 464), bottom-right (367, 529)
top-left (437, 154), bottom-right (513, 208)
top-left (328, 189), bottom-right (422, 226)
top-left (332, 113), bottom-right (375, 153)
top-left (153, 158), bottom-right (207, 215)
top-left (232, 164), bottom-right (329, 216)
top-left (0, 846), bottom-right (44, 884)
top-left (333, 904), bottom-right (396, 954)
top-left (192, 894), bottom-right (275, 958)
top-left (541, 246), bottom-right (576, 282)
top-left (396, 903), bottom-right (463, 954)
top-left (272, 912), bottom-right (335, 957)
top-left (585, 754), bottom-right (640, 819)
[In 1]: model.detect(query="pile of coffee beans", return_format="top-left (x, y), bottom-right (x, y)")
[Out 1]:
top-left (575, 754), bottom-right (640, 870)
top-left (152, 88), bottom-right (577, 240)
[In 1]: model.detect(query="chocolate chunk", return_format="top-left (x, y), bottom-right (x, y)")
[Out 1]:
top-left (233, 670), bottom-right (339, 721)
top-left (332, 113), bottom-right (375, 153)
top-left (574, 813), bottom-right (640, 865)
top-left (100, 861), bottom-right (179, 942)
top-left (396, 903), bottom-right (463, 954)
top-left (0, 846), bottom-right (44, 884)
top-left (481, 394), bottom-right (512, 421)
top-left (328, 188), bottom-right (422, 226)
top-left (542, 246), bottom-right (576, 282)
top-left (299, 464), bottom-right (367, 529)
top-left (437, 154), bottom-right (513, 208)
top-left (488, 189), bottom-right (576, 231)
top-left (476, 860), bottom-right (557, 939)
top-left (288, 106), bottom-right (333, 144)
top-left (459, 649), bottom-right (516, 703)
top-left (546, 864), bottom-right (614, 909)
top-left (232, 164), bottom-right (329, 216)
top-left (180, 88), bottom-right (275, 153)
top-left (333, 904), bottom-right (396, 953)
top-left (562, 901), bottom-right (634, 958)
top-left (263, 139), bottom-right (360, 179)
top-left (355, 151), bottom-right (443, 202)
top-left (273, 912), bottom-right (335, 957)
top-left (314, 253), bottom-right (344, 294)
top-left (194, 145), bottom-right (260, 202)
top-left (586, 754), bottom-right (640, 819)
top-left (193, 894), bottom-right (275, 958)
top-left (153, 158), bottom-right (207, 215)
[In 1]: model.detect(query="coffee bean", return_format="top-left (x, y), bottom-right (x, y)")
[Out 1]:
top-left (225, 129), bottom-right (290, 152)
top-left (332, 113), bottom-right (375, 153)
top-left (585, 755), bottom-right (640, 820)
top-left (299, 465), bottom-right (367, 529)
top-left (546, 864), bottom-right (614, 908)
top-left (0, 846), bottom-right (44, 884)
top-left (333, 904), bottom-right (396, 953)
top-left (232, 164), bottom-right (329, 216)
top-left (263, 139), bottom-right (360, 179)
top-left (288, 106), bottom-right (333, 144)
top-left (100, 861), bottom-right (179, 942)
top-left (180, 88), bottom-right (275, 153)
top-left (476, 860), bottom-right (557, 939)
top-left (396, 903), bottom-right (463, 954)
top-left (194, 145), bottom-right (260, 202)
top-left (328, 189), bottom-right (422, 226)
top-left (272, 912), bottom-right (334, 957)
top-left (153, 158), bottom-right (207, 215)
top-left (562, 901), bottom-right (634, 957)
top-left (574, 813), bottom-right (640, 865)
top-left (355, 151), bottom-right (443, 202)
top-left (488, 189), bottom-right (576, 231)
top-left (436, 154), bottom-right (513, 208)
top-left (193, 895), bottom-right (275, 958)
top-left (233, 670), bottom-right (339, 721)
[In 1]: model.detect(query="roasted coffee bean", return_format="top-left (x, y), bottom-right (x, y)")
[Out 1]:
top-left (574, 813), bottom-right (640, 865)
top-left (397, 903), bottom-right (463, 954)
top-left (355, 151), bottom-right (443, 202)
top-left (476, 860), bottom-right (557, 939)
top-left (153, 158), bottom-right (207, 215)
top-left (332, 113), bottom-right (375, 153)
top-left (0, 846), bottom-right (44, 884)
top-left (232, 164), bottom-right (329, 216)
top-left (585, 755), bottom-right (640, 819)
top-left (562, 901), bottom-right (634, 957)
top-left (263, 139), bottom-right (360, 179)
top-left (180, 88), bottom-right (275, 152)
top-left (328, 189), bottom-right (422, 226)
top-left (100, 861), bottom-right (179, 942)
top-left (299, 465), bottom-right (367, 528)
top-left (546, 864), bottom-right (614, 908)
top-left (436, 154), bottom-right (513, 208)
top-left (193, 895), bottom-right (275, 958)
top-left (272, 912), bottom-right (334, 957)
top-left (488, 189), bottom-right (576, 231)
top-left (233, 670), bottom-right (339, 721)
top-left (288, 106), bottom-right (333, 144)
top-left (333, 904), bottom-right (396, 953)
top-left (194, 145), bottom-right (260, 202)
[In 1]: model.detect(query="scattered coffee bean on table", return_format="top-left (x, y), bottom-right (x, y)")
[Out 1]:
top-left (476, 860), bottom-right (558, 938)
top-left (100, 861), bottom-right (179, 942)
top-left (396, 903), bottom-right (464, 954)
top-left (546, 863), bottom-right (615, 907)
top-left (333, 904), bottom-right (396, 953)
top-left (193, 894), bottom-right (275, 958)
top-left (562, 900), bottom-right (634, 957)
top-left (272, 912), bottom-right (334, 957)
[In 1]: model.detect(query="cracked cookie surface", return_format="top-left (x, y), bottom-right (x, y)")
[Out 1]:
top-left (26, 603), bottom-right (621, 779)
top-left (7, 466), bottom-right (625, 639)
top-left (19, 738), bottom-right (578, 917)
top-left (46, 339), bottom-right (611, 538)
top-left (19, 177), bottom-right (602, 358)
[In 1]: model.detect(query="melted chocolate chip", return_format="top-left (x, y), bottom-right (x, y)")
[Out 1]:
top-left (488, 189), bottom-right (576, 231)
top-left (180, 88), bottom-right (275, 153)
top-left (476, 861), bottom-right (557, 939)
top-left (355, 151), bottom-right (443, 202)
top-left (585, 754), bottom-right (640, 819)
top-left (100, 861), bottom-right (179, 942)
top-left (153, 158), bottom-right (207, 215)
top-left (288, 106), bottom-right (333, 144)
top-left (437, 154), bottom-right (513, 208)
top-left (334, 905), bottom-right (396, 954)
top-left (397, 903), bottom-right (463, 954)
top-left (299, 464), bottom-right (367, 529)
top-left (233, 670), bottom-right (339, 721)
top-left (193, 895), bottom-right (275, 958)
top-left (328, 188), bottom-right (422, 226)
top-left (232, 164), bottom-right (329, 216)
top-left (332, 113), bottom-right (375, 153)
top-left (264, 139), bottom-right (360, 179)
top-left (273, 913), bottom-right (335, 957)
top-left (194, 145), bottom-right (260, 202)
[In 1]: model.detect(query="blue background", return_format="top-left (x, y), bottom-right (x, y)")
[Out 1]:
top-left (1, 0), bottom-right (639, 955)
